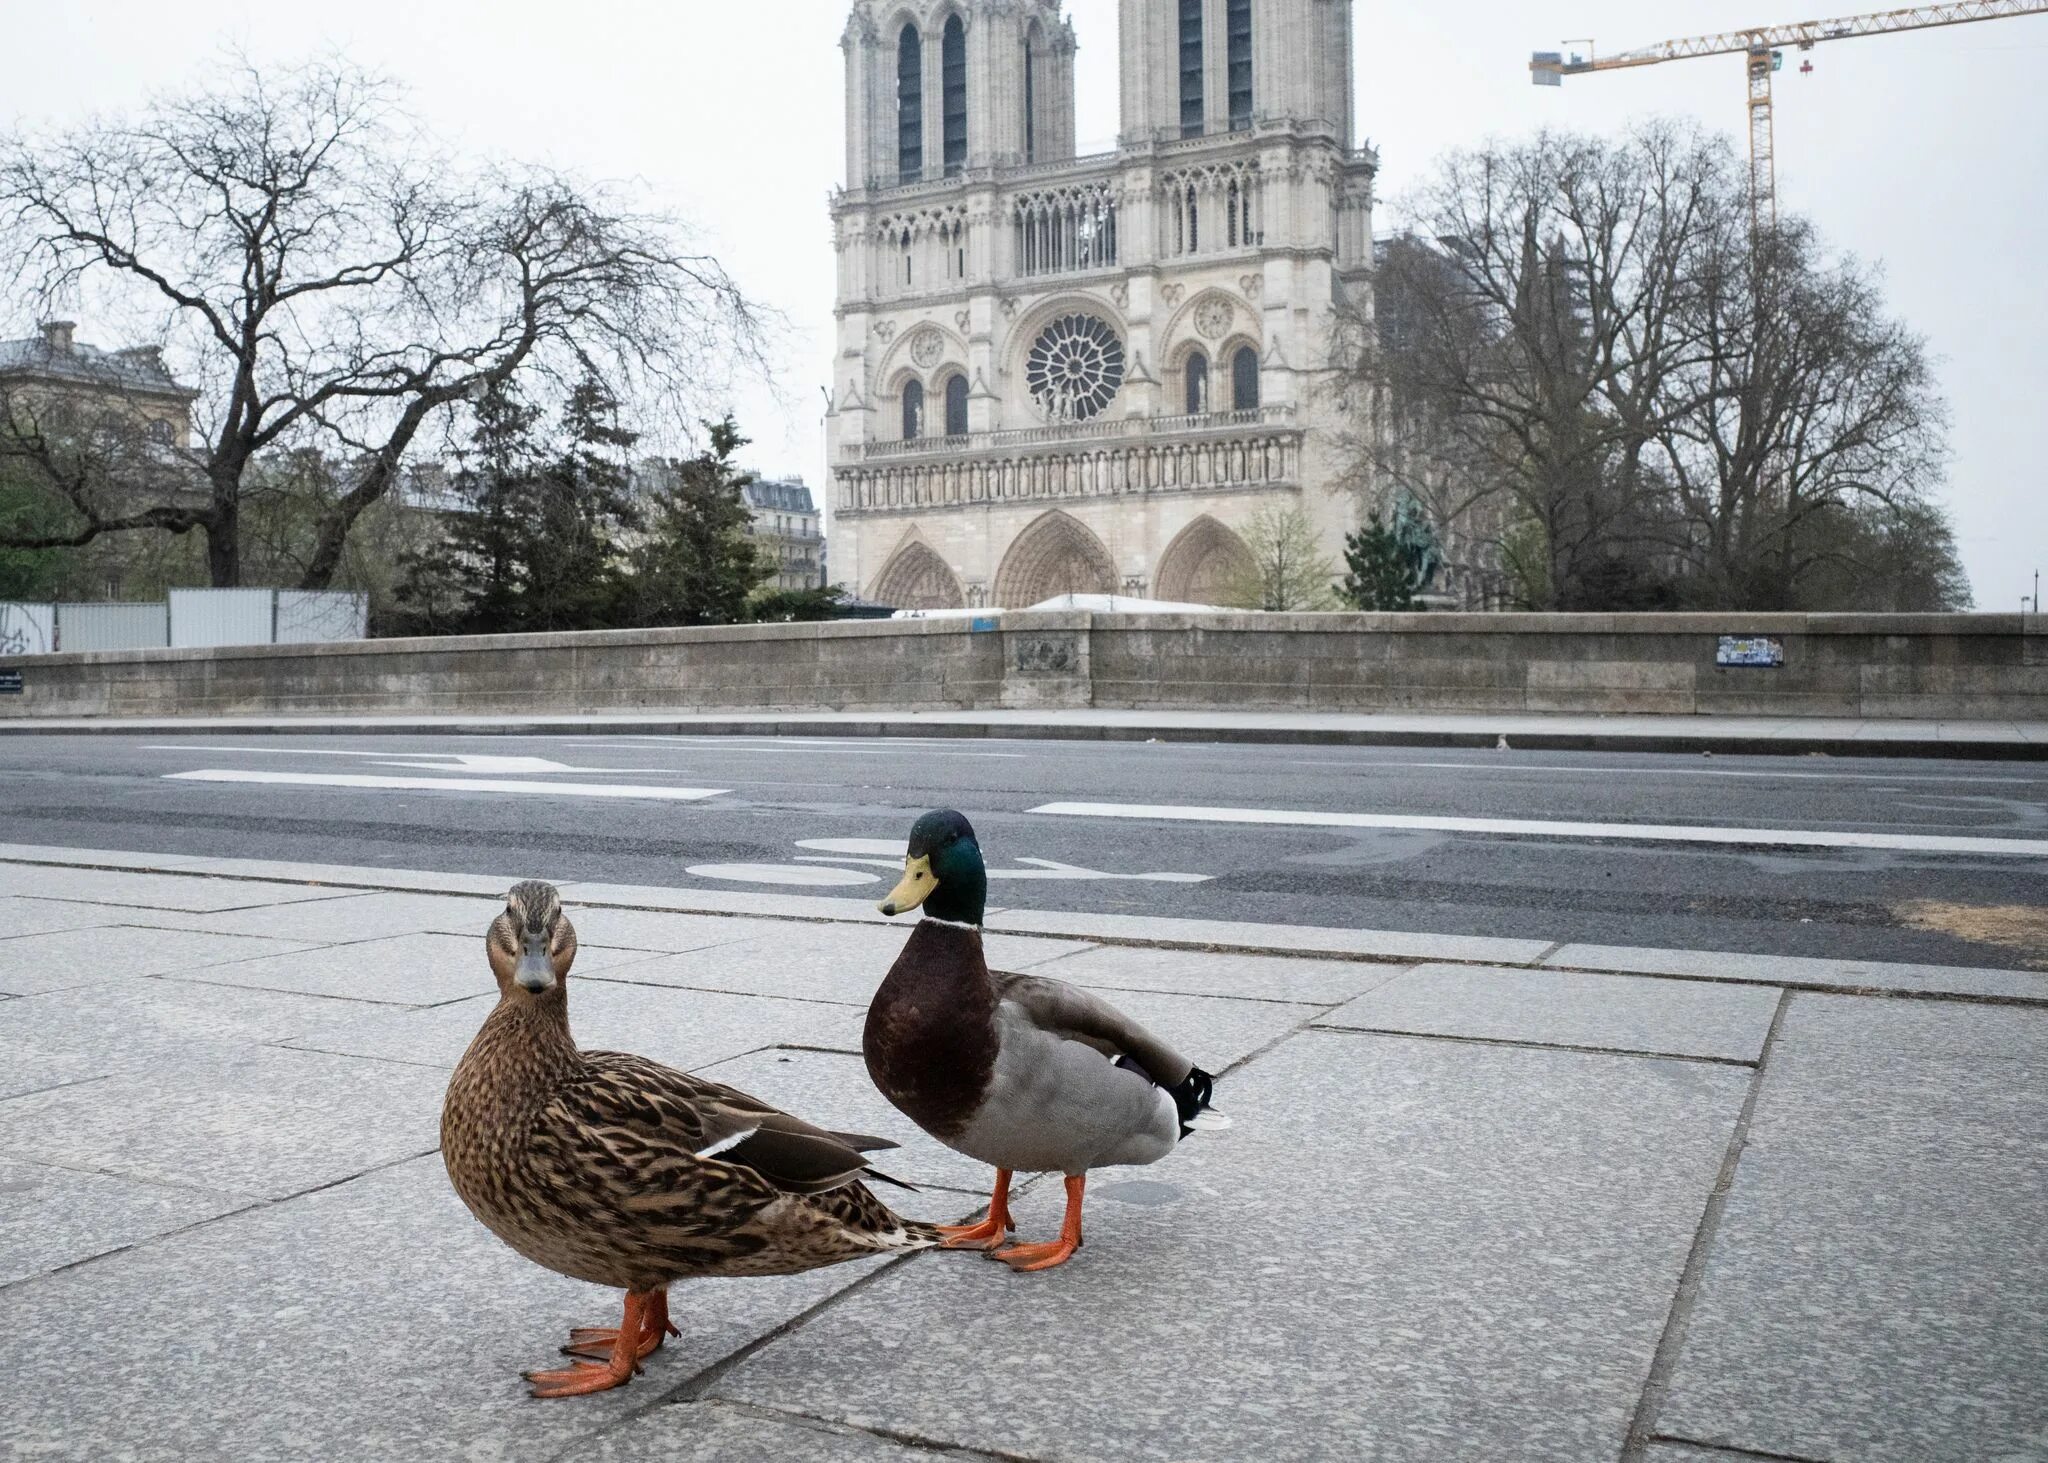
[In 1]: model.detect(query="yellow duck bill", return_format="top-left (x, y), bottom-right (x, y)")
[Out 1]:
top-left (878, 856), bottom-right (937, 916)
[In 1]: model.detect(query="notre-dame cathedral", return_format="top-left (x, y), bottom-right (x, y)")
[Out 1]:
top-left (826, 0), bottom-right (1375, 609)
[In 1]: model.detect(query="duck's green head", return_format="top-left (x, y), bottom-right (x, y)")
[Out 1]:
top-left (879, 809), bottom-right (987, 925)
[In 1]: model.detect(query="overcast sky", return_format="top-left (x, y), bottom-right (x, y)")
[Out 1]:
top-left (8, 2), bottom-right (2045, 605)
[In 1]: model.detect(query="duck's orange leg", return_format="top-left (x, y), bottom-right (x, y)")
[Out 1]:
top-left (994, 1174), bottom-right (1085, 1272)
top-left (560, 1288), bottom-right (679, 1361)
top-left (937, 1168), bottom-right (1015, 1251)
top-left (524, 1290), bottom-right (654, 1398)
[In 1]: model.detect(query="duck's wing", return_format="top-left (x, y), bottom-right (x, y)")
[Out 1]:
top-left (988, 971), bottom-right (1194, 1087)
top-left (565, 1050), bottom-right (904, 1196)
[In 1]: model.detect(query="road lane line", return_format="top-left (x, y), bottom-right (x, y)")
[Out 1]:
top-left (1027, 800), bottom-right (2048, 858)
top-left (165, 770), bottom-right (728, 801)
top-left (1282, 758), bottom-right (2047, 785)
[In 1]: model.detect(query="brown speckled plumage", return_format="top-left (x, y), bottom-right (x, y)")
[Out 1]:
top-left (441, 886), bottom-right (937, 1300)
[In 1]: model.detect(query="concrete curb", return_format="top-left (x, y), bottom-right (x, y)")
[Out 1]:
top-left (0, 712), bottom-right (2041, 760)
top-left (4, 841), bottom-right (2040, 1006)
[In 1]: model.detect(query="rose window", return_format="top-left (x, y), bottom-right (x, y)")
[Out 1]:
top-left (1025, 313), bottom-right (1125, 423)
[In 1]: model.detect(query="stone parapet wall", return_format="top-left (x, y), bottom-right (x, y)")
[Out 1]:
top-left (1, 611), bottom-right (2040, 722)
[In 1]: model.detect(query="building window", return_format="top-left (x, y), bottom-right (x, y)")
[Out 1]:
top-left (902, 379), bottom-right (925, 440)
top-left (1024, 34), bottom-right (1037, 162)
top-left (897, 25), bottom-right (923, 184)
top-left (942, 16), bottom-right (968, 177)
top-left (1178, 0), bottom-right (1204, 137)
top-left (1025, 313), bottom-right (1125, 423)
top-left (1183, 352), bottom-right (1209, 415)
top-left (1232, 345), bottom-right (1260, 410)
top-left (944, 374), bottom-right (969, 436)
top-left (1227, 0), bottom-right (1253, 130)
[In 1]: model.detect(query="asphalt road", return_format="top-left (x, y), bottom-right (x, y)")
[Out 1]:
top-left (3, 730), bottom-right (2045, 970)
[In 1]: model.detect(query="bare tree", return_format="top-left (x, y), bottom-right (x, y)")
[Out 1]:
top-left (1645, 219), bottom-right (1949, 607)
top-left (1225, 502), bottom-right (1340, 610)
top-left (1337, 121), bottom-right (1962, 611)
top-left (0, 58), bottom-right (768, 588)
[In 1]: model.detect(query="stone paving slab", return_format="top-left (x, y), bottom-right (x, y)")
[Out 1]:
top-left (0, 923), bottom-right (316, 995)
top-left (122, 889), bottom-right (500, 944)
top-left (155, 930), bottom-right (658, 1007)
top-left (1774, 989), bottom-right (2048, 1063)
top-left (1546, 941), bottom-right (2048, 1003)
top-left (0, 1154), bottom-right (245, 1284)
top-left (0, 1045), bottom-right (450, 1200)
top-left (1658, 994), bottom-right (2048, 1463)
top-left (286, 980), bottom-right (869, 1074)
top-left (1020, 943), bottom-right (1406, 1004)
top-left (0, 894), bottom-right (136, 939)
top-left (987, 905), bottom-right (1555, 966)
top-left (1316, 964), bottom-right (1782, 1063)
top-left (595, 921), bottom-right (1088, 1006)
top-left (711, 1029), bottom-right (1750, 1463)
top-left (0, 974), bottom-right (397, 1099)
top-left (0, 1154), bottom-right (915, 1463)
top-left (0, 862), bottom-right (355, 912)
top-left (585, 1401), bottom-right (945, 1461)
top-left (172, 856), bottom-right (520, 894)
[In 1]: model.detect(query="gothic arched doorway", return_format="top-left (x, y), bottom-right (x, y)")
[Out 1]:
top-left (870, 539), bottom-right (965, 610)
top-left (1153, 514), bottom-right (1255, 606)
top-left (992, 510), bottom-right (1116, 607)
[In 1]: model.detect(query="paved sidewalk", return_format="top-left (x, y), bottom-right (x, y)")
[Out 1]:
top-left (1, 848), bottom-right (2043, 1461)
top-left (2, 706), bottom-right (2045, 757)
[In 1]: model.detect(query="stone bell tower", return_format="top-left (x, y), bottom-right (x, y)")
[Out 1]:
top-left (828, 1), bottom-right (1377, 611)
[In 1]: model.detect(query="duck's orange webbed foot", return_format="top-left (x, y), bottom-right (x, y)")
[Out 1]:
top-left (524, 1291), bottom-right (657, 1398)
top-left (991, 1236), bottom-right (1079, 1271)
top-left (992, 1174), bottom-right (1085, 1273)
top-left (937, 1168), bottom-right (1015, 1251)
top-left (560, 1290), bottom-right (678, 1361)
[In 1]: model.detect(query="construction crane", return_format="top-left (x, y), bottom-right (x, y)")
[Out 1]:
top-left (1531, 2), bottom-right (2048, 234)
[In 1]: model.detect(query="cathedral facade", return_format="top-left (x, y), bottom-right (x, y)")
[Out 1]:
top-left (827, 0), bottom-right (1375, 609)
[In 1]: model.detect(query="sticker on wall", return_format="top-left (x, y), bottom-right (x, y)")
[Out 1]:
top-left (1716, 635), bottom-right (1785, 668)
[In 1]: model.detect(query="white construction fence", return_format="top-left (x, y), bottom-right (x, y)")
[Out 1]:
top-left (0, 589), bottom-right (366, 655)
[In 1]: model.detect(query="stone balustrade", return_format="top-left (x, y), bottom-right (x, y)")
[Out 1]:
top-left (836, 412), bottom-right (1302, 514)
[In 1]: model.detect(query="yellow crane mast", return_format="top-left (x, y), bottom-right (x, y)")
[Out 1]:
top-left (1531, 2), bottom-right (2048, 233)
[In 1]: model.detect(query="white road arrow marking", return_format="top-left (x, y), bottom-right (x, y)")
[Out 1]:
top-left (165, 770), bottom-right (727, 802)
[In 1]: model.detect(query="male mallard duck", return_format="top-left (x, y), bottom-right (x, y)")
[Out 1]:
top-left (442, 880), bottom-right (938, 1398)
top-left (863, 811), bottom-right (1224, 1272)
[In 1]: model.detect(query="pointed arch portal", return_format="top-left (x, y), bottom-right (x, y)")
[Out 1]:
top-left (993, 509), bottom-right (1117, 607)
top-left (871, 539), bottom-right (965, 611)
top-left (1153, 514), bottom-right (1255, 606)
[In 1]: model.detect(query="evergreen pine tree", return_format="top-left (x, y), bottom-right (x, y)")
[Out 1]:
top-left (631, 415), bottom-right (767, 627)
top-left (1339, 512), bottom-right (1423, 611)
top-left (390, 384), bottom-right (542, 634)
top-left (516, 379), bottom-right (641, 632)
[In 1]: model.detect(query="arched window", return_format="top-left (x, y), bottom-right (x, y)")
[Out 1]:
top-left (1227, 0), bottom-right (1253, 130)
top-left (942, 16), bottom-right (968, 177)
top-left (1183, 352), bottom-right (1209, 416)
top-left (897, 25), bottom-right (923, 184)
top-left (1231, 345), bottom-right (1260, 411)
top-left (902, 379), bottom-right (925, 440)
top-left (1178, 0), bottom-right (1204, 137)
top-left (944, 374), bottom-right (969, 437)
top-left (1023, 28), bottom-right (1038, 162)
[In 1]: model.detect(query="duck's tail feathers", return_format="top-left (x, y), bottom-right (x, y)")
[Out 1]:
top-left (1168, 1064), bottom-right (1226, 1140)
top-left (849, 1214), bottom-right (943, 1252)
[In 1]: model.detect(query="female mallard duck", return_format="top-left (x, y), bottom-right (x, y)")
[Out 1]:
top-left (864, 810), bottom-right (1224, 1272)
top-left (442, 880), bottom-right (938, 1398)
